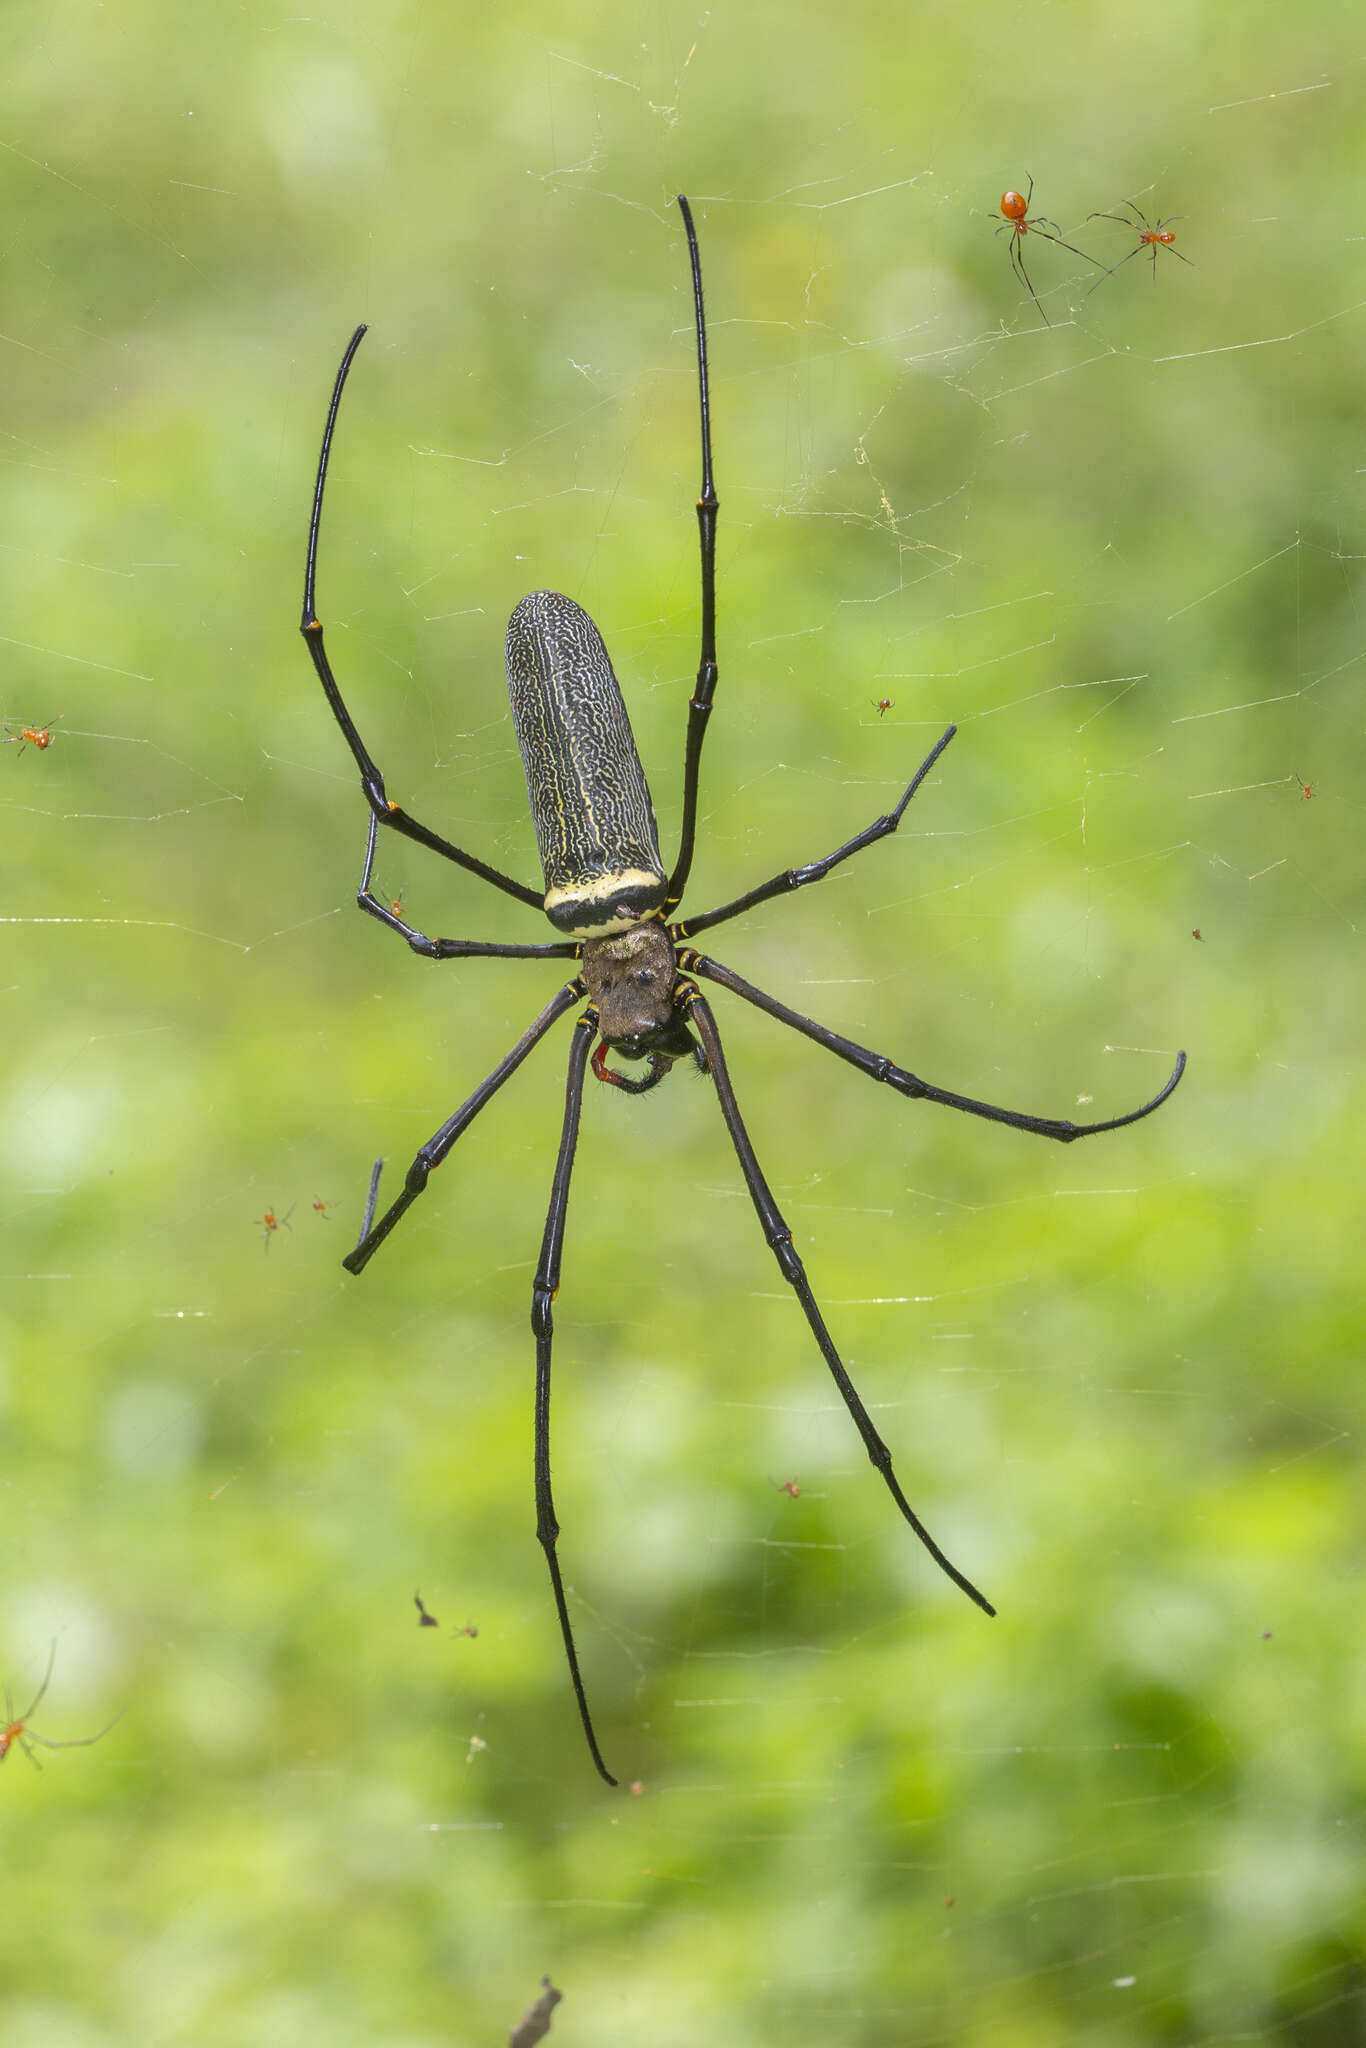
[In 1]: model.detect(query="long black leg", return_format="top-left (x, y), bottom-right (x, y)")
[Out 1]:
top-left (665, 194), bottom-right (720, 915)
top-left (530, 1010), bottom-right (618, 1786)
top-left (344, 981), bottom-right (583, 1274)
top-left (352, 815), bottom-right (579, 963)
top-left (674, 726), bottom-right (956, 941)
top-left (683, 950), bottom-right (1187, 1142)
top-left (683, 987), bottom-right (995, 1617)
top-left (301, 324), bottom-right (543, 914)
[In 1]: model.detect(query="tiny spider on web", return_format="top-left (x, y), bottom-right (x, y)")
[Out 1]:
top-left (3, 713), bottom-right (60, 754)
top-left (260, 1204), bottom-right (293, 1250)
top-left (1087, 201), bottom-right (1192, 285)
top-left (1, 1643), bottom-right (122, 1767)
top-left (996, 179), bottom-right (1104, 322)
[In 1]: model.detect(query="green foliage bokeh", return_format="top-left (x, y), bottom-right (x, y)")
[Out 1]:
top-left (2, 2), bottom-right (1363, 2043)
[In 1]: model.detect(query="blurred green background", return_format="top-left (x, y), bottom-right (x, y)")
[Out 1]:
top-left (2, 1), bottom-right (1363, 2042)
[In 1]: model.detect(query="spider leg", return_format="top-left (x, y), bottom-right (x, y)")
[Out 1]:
top-left (301, 326), bottom-right (542, 915)
top-left (666, 194), bottom-right (721, 916)
top-left (683, 987), bottom-right (995, 1617)
top-left (353, 815), bottom-right (579, 963)
top-left (682, 951), bottom-right (1187, 1142)
top-left (1087, 243), bottom-right (1144, 296)
top-left (1009, 233), bottom-right (1051, 325)
top-left (674, 726), bottom-right (956, 941)
top-left (344, 981), bottom-right (583, 1274)
top-left (15, 1640), bottom-right (57, 1726)
top-left (25, 1710), bottom-right (124, 1752)
top-left (1026, 225), bottom-right (1109, 273)
top-left (531, 1010), bottom-right (619, 1786)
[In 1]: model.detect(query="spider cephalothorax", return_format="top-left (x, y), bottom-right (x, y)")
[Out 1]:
top-left (301, 195), bottom-right (1186, 1786)
top-left (580, 921), bottom-right (704, 1091)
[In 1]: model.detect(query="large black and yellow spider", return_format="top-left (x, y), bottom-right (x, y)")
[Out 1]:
top-left (301, 195), bottom-right (1186, 1786)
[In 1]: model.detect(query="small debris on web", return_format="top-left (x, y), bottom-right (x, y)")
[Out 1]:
top-left (509, 1976), bottom-right (562, 2047)
top-left (414, 1592), bottom-right (439, 1628)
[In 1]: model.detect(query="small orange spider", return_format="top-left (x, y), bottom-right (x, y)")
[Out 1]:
top-left (3, 713), bottom-right (60, 754)
top-left (774, 1477), bottom-right (803, 1499)
top-left (312, 1196), bottom-right (333, 1218)
top-left (872, 697), bottom-right (894, 719)
top-left (1294, 776), bottom-right (1315, 800)
top-left (1088, 201), bottom-right (1191, 285)
top-left (997, 179), bottom-right (1104, 322)
top-left (1, 1643), bottom-right (121, 1768)
top-left (260, 1203), bottom-right (294, 1250)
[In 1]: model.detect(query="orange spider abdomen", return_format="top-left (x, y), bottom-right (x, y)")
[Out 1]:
top-left (1000, 190), bottom-right (1029, 223)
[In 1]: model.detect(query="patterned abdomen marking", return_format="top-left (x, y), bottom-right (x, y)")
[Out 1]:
top-left (506, 591), bottom-right (667, 937)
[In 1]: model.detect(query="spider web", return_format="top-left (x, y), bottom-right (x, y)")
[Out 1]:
top-left (1, 7), bottom-right (1362, 2044)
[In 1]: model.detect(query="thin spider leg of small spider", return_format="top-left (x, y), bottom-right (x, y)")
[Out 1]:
top-left (1009, 235), bottom-right (1050, 323)
top-left (1089, 208), bottom-right (1149, 231)
top-left (665, 193), bottom-right (720, 915)
top-left (1024, 224), bottom-right (1109, 273)
top-left (344, 980), bottom-right (584, 1274)
top-left (1087, 243), bottom-right (1145, 295)
top-left (3, 1643), bottom-right (123, 1757)
top-left (353, 815), bottom-right (580, 963)
top-left (682, 951), bottom-right (1187, 1141)
top-left (674, 726), bottom-right (957, 941)
top-left (683, 988), bottom-right (995, 1617)
top-left (24, 1709), bottom-right (125, 1752)
top-left (530, 1010), bottom-right (618, 1787)
top-left (16, 1640), bottom-right (57, 1725)
top-left (301, 323), bottom-right (542, 915)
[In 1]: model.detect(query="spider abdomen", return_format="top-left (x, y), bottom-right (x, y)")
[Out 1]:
top-left (506, 590), bottom-right (667, 937)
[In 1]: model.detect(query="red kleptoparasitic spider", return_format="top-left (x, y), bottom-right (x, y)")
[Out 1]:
top-left (1088, 201), bottom-right (1191, 285)
top-left (260, 1204), bottom-right (294, 1249)
top-left (3, 713), bottom-right (60, 754)
top-left (996, 179), bottom-right (1104, 322)
top-left (1, 1642), bottom-right (121, 1768)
